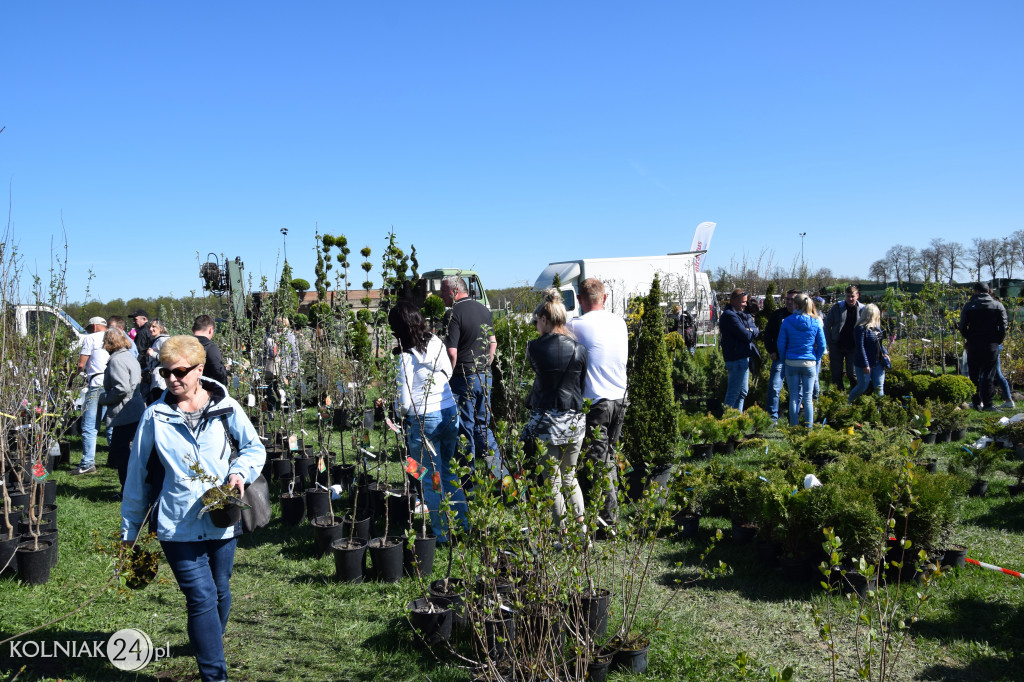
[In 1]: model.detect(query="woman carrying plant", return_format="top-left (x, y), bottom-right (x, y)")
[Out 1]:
top-left (98, 329), bottom-right (144, 491)
top-left (388, 301), bottom-right (467, 543)
top-left (524, 289), bottom-right (589, 535)
top-left (121, 336), bottom-right (266, 682)
top-left (848, 303), bottom-right (890, 402)
top-left (777, 293), bottom-right (826, 427)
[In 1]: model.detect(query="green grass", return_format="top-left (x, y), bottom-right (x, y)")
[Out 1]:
top-left (2, 411), bottom-right (1023, 682)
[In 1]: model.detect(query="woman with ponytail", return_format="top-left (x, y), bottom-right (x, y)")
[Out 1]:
top-left (525, 289), bottom-right (589, 537)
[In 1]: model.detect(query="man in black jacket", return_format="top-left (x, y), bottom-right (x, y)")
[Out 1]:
top-left (960, 283), bottom-right (1008, 411)
top-left (763, 289), bottom-right (800, 423)
top-left (193, 315), bottom-right (229, 386)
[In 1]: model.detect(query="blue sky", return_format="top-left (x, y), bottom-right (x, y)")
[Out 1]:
top-left (3, 2), bottom-right (1022, 302)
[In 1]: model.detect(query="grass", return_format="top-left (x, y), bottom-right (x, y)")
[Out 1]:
top-left (1, 408), bottom-right (1023, 682)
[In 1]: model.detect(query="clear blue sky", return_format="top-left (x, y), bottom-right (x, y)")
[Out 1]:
top-left (3, 2), bottom-right (1022, 303)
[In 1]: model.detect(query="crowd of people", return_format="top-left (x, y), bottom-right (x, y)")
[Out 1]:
top-left (720, 284), bottom-right (891, 426)
top-left (719, 281), bottom-right (1015, 425)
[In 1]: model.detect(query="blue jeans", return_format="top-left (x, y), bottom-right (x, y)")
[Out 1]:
top-left (79, 386), bottom-right (104, 468)
top-left (785, 364), bottom-right (816, 427)
top-left (724, 358), bottom-right (750, 412)
top-left (997, 345), bottom-right (1012, 401)
top-left (813, 359), bottom-right (822, 400)
top-left (161, 537), bottom-right (238, 682)
top-left (765, 359), bottom-right (785, 420)
top-left (406, 405), bottom-right (468, 542)
top-left (449, 373), bottom-right (505, 478)
top-left (848, 365), bottom-right (886, 402)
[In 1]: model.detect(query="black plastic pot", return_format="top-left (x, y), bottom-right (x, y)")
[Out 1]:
top-left (270, 458), bottom-right (293, 479)
top-left (675, 513), bottom-right (700, 540)
top-left (1009, 483), bottom-right (1024, 497)
top-left (58, 440), bottom-right (71, 465)
top-left (942, 544), bottom-right (968, 568)
top-left (2, 506), bottom-right (25, 532)
top-left (937, 430), bottom-right (952, 443)
top-left (953, 427), bottom-right (968, 441)
top-left (209, 503), bottom-right (242, 528)
top-left (925, 459), bottom-right (938, 474)
top-left (429, 578), bottom-right (467, 626)
top-left (578, 588), bottom-right (611, 639)
top-left (368, 536), bottom-right (404, 583)
top-left (778, 553), bottom-right (814, 583)
top-left (16, 539), bottom-right (53, 585)
top-left (305, 488), bottom-right (332, 520)
top-left (713, 440), bottom-right (736, 455)
top-left (837, 566), bottom-right (878, 598)
top-left (691, 443), bottom-right (713, 458)
top-left (331, 537), bottom-right (367, 583)
top-left (968, 480), bottom-right (989, 497)
top-left (18, 518), bottom-right (56, 535)
top-left (403, 533), bottom-right (437, 577)
top-left (39, 503), bottom-right (58, 524)
top-left (311, 516), bottom-right (346, 558)
top-left (280, 492), bottom-right (306, 526)
top-left (368, 483), bottom-right (390, 522)
top-left (386, 491), bottom-right (413, 533)
top-left (484, 609), bottom-right (517, 660)
top-left (294, 456), bottom-right (316, 481)
top-left (611, 637), bottom-right (650, 673)
top-left (731, 519), bottom-right (758, 544)
top-left (587, 653), bottom-right (614, 682)
top-left (0, 535), bottom-right (19, 577)
top-left (333, 463), bottom-right (356, 491)
top-left (921, 432), bottom-right (937, 444)
top-left (406, 598), bottom-right (454, 649)
top-left (8, 492), bottom-right (30, 510)
top-left (42, 480), bottom-right (57, 507)
top-left (647, 463), bottom-right (675, 505)
top-left (37, 530), bottom-right (58, 569)
top-left (342, 512), bottom-right (372, 542)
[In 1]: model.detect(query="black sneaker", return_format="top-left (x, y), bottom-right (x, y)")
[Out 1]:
top-left (71, 464), bottom-right (97, 475)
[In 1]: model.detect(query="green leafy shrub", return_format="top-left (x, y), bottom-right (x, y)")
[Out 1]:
top-left (929, 374), bottom-right (976, 404)
top-left (886, 369), bottom-right (913, 397)
top-left (622, 275), bottom-right (679, 467)
top-left (908, 374), bottom-right (934, 401)
top-left (901, 471), bottom-right (966, 551)
top-left (744, 405), bottom-right (774, 434)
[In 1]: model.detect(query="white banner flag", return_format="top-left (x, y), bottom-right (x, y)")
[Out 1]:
top-left (689, 221), bottom-right (716, 272)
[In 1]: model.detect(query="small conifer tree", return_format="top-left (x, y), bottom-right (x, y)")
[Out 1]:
top-left (622, 275), bottom-right (678, 468)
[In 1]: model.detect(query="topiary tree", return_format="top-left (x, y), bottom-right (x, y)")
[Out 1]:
top-left (929, 374), bottom-right (976, 405)
top-left (622, 275), bottom-right (678, 469)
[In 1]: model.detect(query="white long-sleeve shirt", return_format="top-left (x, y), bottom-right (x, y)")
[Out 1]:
top-left (397, 335), bottom-right (457, 416)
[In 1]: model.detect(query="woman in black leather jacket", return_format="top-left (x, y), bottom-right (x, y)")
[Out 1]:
top-left (525, 289), bottom-right (588, 533)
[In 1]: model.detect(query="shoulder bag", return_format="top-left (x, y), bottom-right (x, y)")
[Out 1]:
top-left (221, 414), bottom-right (272, 532)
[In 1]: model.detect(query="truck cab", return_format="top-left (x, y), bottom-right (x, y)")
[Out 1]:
top-left (7, 303), bottom-right (87, 346)
top-left (419, 269), bottom-right (491, 309)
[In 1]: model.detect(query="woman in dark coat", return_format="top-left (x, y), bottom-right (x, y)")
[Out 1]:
top-left (525, 289), bottom-right (588, 533)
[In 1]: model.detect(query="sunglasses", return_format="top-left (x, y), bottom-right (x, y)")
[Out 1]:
top-left (159, 364), bottom-right (201, 380)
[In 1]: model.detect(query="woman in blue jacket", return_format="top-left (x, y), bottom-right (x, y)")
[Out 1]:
top-left (122, 336), bottom-right (265, 682)
top-left (777, 294), bottom-right (826, 426)
top-left (848, 304), bottom-right (889, 402)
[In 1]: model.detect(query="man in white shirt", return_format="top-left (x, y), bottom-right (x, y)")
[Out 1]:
top-left (568, 278), bottom-right (628, 525)
top-left (72, 317), bottom-right (111, 475)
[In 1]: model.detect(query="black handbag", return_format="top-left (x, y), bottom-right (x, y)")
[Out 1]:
top-left (221, 415), bottom-right (272, 532)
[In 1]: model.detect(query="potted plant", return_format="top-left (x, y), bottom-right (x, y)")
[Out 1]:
top-left (690, 413), bottom-right (724, 458)
top-left (669, 468), bottom-right (704, 539)
top-left (950, 447), bottom-right (1001, 497)
top-left (1005, 460), bottom-right (1024, 497)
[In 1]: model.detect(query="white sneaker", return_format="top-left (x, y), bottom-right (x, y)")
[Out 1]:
top-left (1001, 401), bottom-right (1016, 409)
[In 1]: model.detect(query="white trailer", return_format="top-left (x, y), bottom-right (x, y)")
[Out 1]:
top-left (531, 251), bottom-right (716, 328)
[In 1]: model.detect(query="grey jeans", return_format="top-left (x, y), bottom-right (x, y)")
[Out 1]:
top-left (583, 398), bottom-right (626, 524)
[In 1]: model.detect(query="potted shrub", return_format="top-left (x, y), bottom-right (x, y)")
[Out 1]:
top-left (744, 405), bottom-right (774, 436)
top-left (690, 413), bottom-right (724, 458)
top-left (1005, 460), bottom-right (1024, 497)
top-left (950, 447), bottom-right (1001, 497)
top-left (669, 468), bottom-right (704, 539)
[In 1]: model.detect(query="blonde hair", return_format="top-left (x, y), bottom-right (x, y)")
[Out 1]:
top-left (102, 329), bottom-right (132, 353)
top-left (533, 288), bottom-right (569, 332)
top-left (159, 335), bottom-right (206, 367)
top-left (858, 303), bottom-right (881, 328)
top-left (149, 319), bottom-right (167, 336)
top-left (793, 293), bottom-right (815, 316)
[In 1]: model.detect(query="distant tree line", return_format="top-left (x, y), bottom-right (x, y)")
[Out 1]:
top-left (868, 233), bottom-right (1024, 287)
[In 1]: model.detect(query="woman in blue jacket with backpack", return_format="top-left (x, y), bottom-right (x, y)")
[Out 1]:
top-left (122, 335), bottom-right (265, 682)
top-left (777, 294), bottom-right (826, 427)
